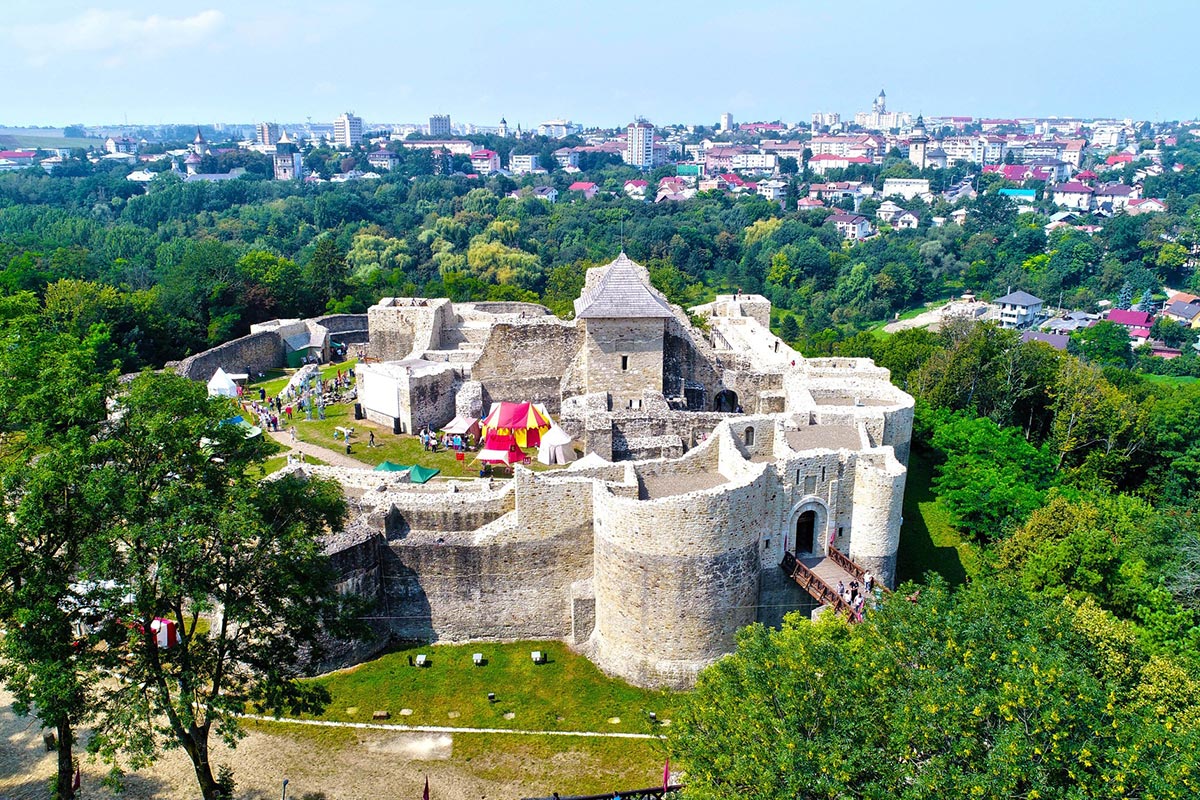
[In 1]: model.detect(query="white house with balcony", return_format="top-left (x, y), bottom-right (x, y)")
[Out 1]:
top-left (995, 290), bottom-right (1044, 329)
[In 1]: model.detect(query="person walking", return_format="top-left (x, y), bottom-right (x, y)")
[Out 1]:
top-left (369, 431), bottom-right (376, 448)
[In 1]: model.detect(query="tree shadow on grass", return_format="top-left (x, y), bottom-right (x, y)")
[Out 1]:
top-left (896, 450), bottom-right (969, 586)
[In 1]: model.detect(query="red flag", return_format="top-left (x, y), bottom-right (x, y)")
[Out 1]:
top-left (423, 776), bottom-right (429, 800)
top-left (663, 756), bottom-right (670, 790)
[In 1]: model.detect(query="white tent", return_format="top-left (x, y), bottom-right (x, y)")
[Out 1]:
top-left (207, 368), bottom-right (238, 398)
top-left (537, 424), bottom-right (576, 465)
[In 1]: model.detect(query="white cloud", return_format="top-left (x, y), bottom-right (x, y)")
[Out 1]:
top-left (9, 9), bottom-right (225, 67)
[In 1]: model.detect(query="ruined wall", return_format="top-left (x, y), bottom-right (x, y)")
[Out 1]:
top-left (589, 442), bottom-right (770, 689)
top-left (311, 526), bottom-right (389, 672)
top-left (470, 321), bottom-right (582, 412)
top-left (582, 318), bottom-right (665, 410)
top-left (367, 299), bottom-right (453, 361)
top-left (401, 368), bottom-right (458, 435)
top-left (171, 330), bottom-right (285, 382)
top-left (315, 313), bottom-right (370, 344)
top-left (662, 321), bottom-right (724, 410)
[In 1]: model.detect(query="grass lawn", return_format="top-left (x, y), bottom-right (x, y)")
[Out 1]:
top-left (0, 134), bottom-right (103, 149)
top-left (299, 640), bottom-right (679, 737)
top-left (1142, 373), bottom-right (1199, 385)
top-left (895, 448), bottom-right (983, 586)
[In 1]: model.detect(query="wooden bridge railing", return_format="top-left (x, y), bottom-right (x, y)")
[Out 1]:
top-left (827, 546), bottom-right (892, 595)
top-left (781, 552), bottom-right (852, 616)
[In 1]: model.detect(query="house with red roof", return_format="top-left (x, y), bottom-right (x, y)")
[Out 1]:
top-left (1126, 198), bottom-right (1166, 215)
top-left (568, 181), bottom-right (598, 200)
top-left (1105, 308), bottom-right (1154, 330)
top-left (470, 149), bottom-right (500, 175)
top-left (1051, 181), bottom-right (1094, 211)
top-left (0, 150), bottom-right (38, 170)
top-left (624, 179), bottom-right (648, 199)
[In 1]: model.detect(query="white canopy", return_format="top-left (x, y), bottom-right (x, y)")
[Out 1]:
top-left (207, 368), bottom-right (238, 398)
top-left (537, 424), bottom-right (576, 465)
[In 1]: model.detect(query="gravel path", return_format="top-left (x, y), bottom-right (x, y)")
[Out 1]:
top-left (240, 714), bottom-right (662, 739)
top-left (267, 429), bottom-right (371, 470)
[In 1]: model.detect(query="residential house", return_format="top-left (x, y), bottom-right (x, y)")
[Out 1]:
top-left (470, 149), bottom-right (500, 175)
top-left (796, 197), bottom-right (826, 211)
top-left (875, 200), bottom-right (904, 223)
top-left (1105, 308), bottom-right (1154, 331)
top-left (1021, 330), bottom-right (1069, 350)
top-left (995, 290), bottom-right (1044, 329)
top-left (531, 186), bottom-right (559, 203)
top-left (1051, 181), bottom-right (1094, 211)
top-left (1163, 298), bottom-right (1200, 328)
top-left (568, 181), bottom-right (598, 200)
top-left (756, 179), bottom-right (788, 202)
top-left (950, 208), bottom-right (969, 225)
top-left (554, 147), bottom-right (580, 169)
top-left (893, 210), bottom-right (920, 230)
top-left (808, 181), bottom-right (873, 204)
top-left (366, 149), bottom-right (399, 171)
top-left (1126, 198), bottom-right (1166, 215)
top-left (807, 154), bottom-right (872, 175)
top-left (1042, 311), bottom-right (1098, 334)
top-left (1094, 183), bottom-right (1137, 213)
top-left (826, 213), bottom-right (871, 241)
top-left (105, 136), bottom-right (137, 155)
top-left (624, 179), bottom-right (648, 200)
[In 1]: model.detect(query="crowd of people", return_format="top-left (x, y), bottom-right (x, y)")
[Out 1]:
top-left (836, 571), bottom-right (876, 622)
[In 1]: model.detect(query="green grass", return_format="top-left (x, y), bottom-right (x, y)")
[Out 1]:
top-left (301, 640), bottom-right (679, 736)
top-left (896, 449), bottom-right (983, 586)
top-left (1141, 373), bottom-right (1199, 385)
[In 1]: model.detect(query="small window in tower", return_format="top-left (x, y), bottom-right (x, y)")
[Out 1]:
top-left (821, 466), bottom-right (826, 483)
top-left (795, 470), bottom-right (801, 485)
top-left (744, 427), bottom-right (755, 446)
top-left (621, 355), bottom-right (629, 371)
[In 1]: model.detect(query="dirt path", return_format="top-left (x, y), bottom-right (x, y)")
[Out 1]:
top-left (239, 714), bottom-right (661, 739)
top-left (267, 429), bottom-right (371, 470)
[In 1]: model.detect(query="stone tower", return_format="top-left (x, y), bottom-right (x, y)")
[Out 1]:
top-left (908, 115), bottom-right (928, 170)
top-left (498, 117), bottom-right (508, 138)
top-left (573, 253), bottom-right (675, 411)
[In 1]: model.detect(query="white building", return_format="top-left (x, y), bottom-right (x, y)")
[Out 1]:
top-left (333, 112), bottom-right (363, 148)
top-left (995, 290), bottom-right (1044, 329)
top-left (429, 115), bottom-right (451, 137)
top-left (827, 213), bottom-right (872, 241)
top-left (470, 149), bottom-right (500, 175)
top-left (537, 119), bottom-right (580, 139)
top-left (509, 153), bottom-right (539, 175)
top-left (719, 112), bottom-right (734, 132)
top-left (730, 152), bottom-right (777, 171)
top-left (881, 178), bottom-right (931, 201)
top-left (625, 120), bottom-right (654, 169)
top-left (756, 179), bottom-right (788, 202)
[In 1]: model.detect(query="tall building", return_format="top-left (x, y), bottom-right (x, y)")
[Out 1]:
top-left (497, 117), bottom-right (508, 138)
top-left (273, 151), bottom-right (303, 181)
top-left (429, 114), bottom-right (451, 137)
top-left (333, 112), bottom-right (363, 148)
top-left (908, 115), bottom-right (928, 170)
top-left (256, 122), bottom-right (280, 146)
top-left (719, 112), bottom-right (734, 132)
top-left (624, 119), bottom-right (654, 169)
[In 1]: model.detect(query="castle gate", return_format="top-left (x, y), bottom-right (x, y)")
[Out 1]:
top-left (786, 497), bottom-right (828, 557)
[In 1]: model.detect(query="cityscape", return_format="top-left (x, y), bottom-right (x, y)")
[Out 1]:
top-left (2, 3), bottom-right (1200, 800)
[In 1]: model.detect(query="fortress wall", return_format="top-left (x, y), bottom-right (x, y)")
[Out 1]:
top-left (590, 461), bottom-right (770, 689)
top-left (847, 452), bottom-right (906, 588)
top-left (662, 322), bottom-right (724, 409)
top-left (470, 321), bottom-right (582, 412)
top-left (467, 302), bottom-right (551, 316)
top-left (171, 330), bottom-right (285, 382)
top-left (315, 527), bottom-right (389, 672)
top-left (314, 313), bottom-right (369, 333)
top-left (382, 515), bottom-right (593, 643)
top-left (404, 368), bottom-right (458, 434)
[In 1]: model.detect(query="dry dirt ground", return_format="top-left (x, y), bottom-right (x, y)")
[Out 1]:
top-left (0, 690), bottom-right (647, 800)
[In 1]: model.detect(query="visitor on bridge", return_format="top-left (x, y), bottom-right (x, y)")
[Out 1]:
top-left (864, 572), bottom-right (875, 593)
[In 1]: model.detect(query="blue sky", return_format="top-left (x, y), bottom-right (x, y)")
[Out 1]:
top-left (2, 0), bottom-right (1196, 127)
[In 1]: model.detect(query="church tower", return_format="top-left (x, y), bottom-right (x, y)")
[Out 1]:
top-left (908, 115), bottom-right (928, 170)
top-left (498, 117), bottom-right (508, 138)
top-left (873, 88), bottom-right (887, 115)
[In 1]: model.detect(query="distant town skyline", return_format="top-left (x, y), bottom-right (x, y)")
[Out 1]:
top-left (2, 0), bottom-right (1197, 127)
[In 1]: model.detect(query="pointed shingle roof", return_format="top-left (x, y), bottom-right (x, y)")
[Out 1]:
top-left (574, 253), bottom-right (675, 319)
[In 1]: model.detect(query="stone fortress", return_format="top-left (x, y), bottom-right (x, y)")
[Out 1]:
top-left (284, 253), bottom-right (913, 689)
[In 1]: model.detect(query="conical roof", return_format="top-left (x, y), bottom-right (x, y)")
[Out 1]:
top-left (573, 252), bottom-right (675, 319)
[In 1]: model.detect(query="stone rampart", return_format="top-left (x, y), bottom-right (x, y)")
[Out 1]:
top-left (847, 452), bottom-right (906, 588)
top-left (171, 330), bottom-right (285, 382)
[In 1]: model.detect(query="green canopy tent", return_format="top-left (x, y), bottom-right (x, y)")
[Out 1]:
top-left (372, 461), bottom-right (440, 484)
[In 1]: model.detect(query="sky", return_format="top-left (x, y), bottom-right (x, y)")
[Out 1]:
top-left (1, 0), bottom-right (1197, 128)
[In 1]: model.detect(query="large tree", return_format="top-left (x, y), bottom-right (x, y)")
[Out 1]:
top-left (669, 579), bottom-right (1200, 799)
top-left (87, 372), bottom-right (356, 800)
top-left (0, 294), bottom-right (118, 800)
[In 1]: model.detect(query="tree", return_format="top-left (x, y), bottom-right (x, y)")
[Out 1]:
top-left (1137, 287), bottom-right (1155, 313)
top-left (779, 314), bottom-right (800, 342)
top-left (87, 373), bottom-right (356, 800)
top-left (303, 236), bottom-right (349, 312)
top-left (1117, 280), bottom-right (1134, 310)
top-left (669, 579), bottom-right (1200, 800)
top-left (1072, 320), bottom-right (1133, 368)
top-left (0, 294), bottom-right (118, 800)
top-left (1150, 316), bottom-right (1190, 347)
